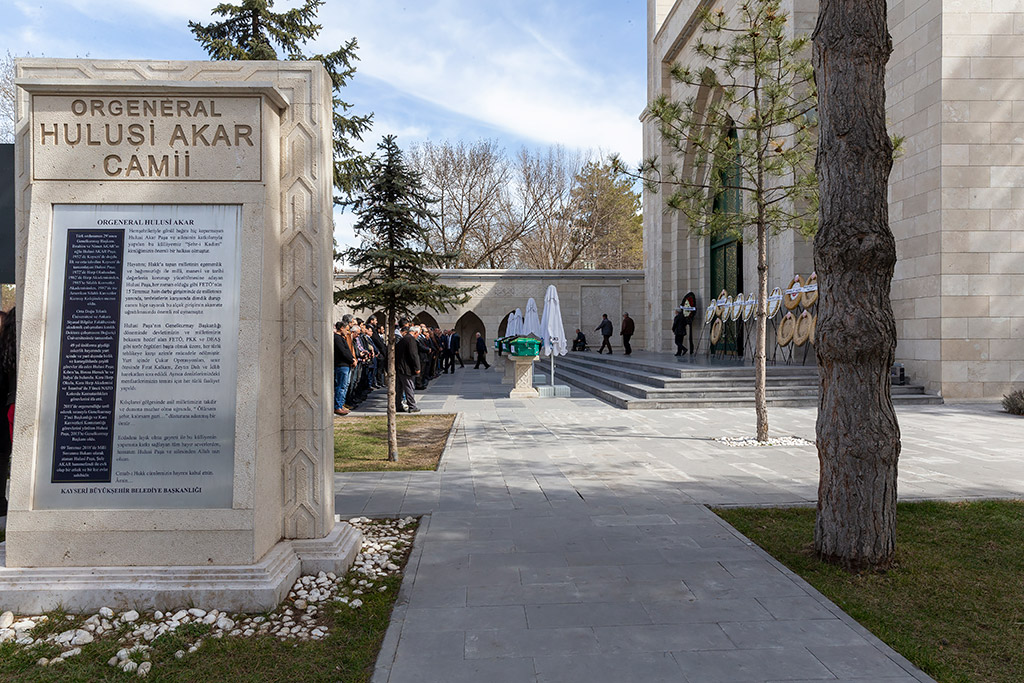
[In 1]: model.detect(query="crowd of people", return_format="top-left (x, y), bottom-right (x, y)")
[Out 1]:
top-left (333, 315), bottom-right (487, 416)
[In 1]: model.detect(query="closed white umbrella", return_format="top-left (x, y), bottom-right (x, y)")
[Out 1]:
top-left (522, 298), bottom-right (541, 338)
top-left (539, 285), bottom-right (567, 385)
top-left (507, 308), bottom-right (523, 337)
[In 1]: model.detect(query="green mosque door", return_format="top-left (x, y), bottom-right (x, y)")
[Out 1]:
top-left (709, 127), bottom-right (744, 356)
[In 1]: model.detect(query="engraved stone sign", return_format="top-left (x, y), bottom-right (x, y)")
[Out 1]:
top-left (31, 94), bottom-right (262, 181)
top-left (35, 204), bottom-right (241, 509)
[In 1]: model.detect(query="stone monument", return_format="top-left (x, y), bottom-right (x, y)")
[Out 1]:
top-left (2, 59), bottom-right (359, 612)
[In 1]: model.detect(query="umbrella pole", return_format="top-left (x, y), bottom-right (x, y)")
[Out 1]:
top-left (551, 352), bottom-right (555, 386)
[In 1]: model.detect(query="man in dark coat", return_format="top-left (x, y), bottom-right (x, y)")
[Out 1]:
top-left (572, 329), bottom-right (587, 351)
top-left (672, 306), bottom-right (689, 356)
top-left (395, 326), bottom-right (422, 413)
top-left (474, 332), bottom-right (490, 369)
top-left (416, 331), bottom-right (432, 389)
top-left (595, 314), bottom-right (614, 354)
top-left (621, 312), bottom-right (635, 355)
top-left (451, 331), bottom-right (463, 369)
top-left (441, 330), bottom-right (456, 374)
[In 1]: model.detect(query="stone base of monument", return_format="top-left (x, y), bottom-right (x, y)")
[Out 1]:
top-left (535, 383), bottom-right (571, 398)
top-left (510, 356), bottom-right (540, 398)
top-left (0, 523), bottom-right (361, 614)
top-left (502, 356), bottom-right (516, 384)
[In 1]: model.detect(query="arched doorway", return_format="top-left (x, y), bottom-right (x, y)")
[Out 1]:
top-left (413, 311), bottom-right (439, 330)
top-left (454, 311), bottom-right (485, 354)
top-left (497, 310), bottom-right (515, 338)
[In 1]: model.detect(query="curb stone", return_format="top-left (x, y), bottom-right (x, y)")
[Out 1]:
top-left (370, 513), bottom-right (432, 683)
top-left (705, 504), bottom-right (935, 682)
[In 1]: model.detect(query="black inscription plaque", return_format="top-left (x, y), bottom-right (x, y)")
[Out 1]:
top-left (51, 229), bottom-right (125, 483)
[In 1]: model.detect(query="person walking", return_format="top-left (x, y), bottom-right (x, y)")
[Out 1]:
top-left (396, 325), bottom-right (422, 413)
top-left (595, 314), bottom-right (614, 354)
top-left (474, 332), bottom-right (490, 369)
top-left (442, 329), bottom-right (456, 374)
top-left (621, 312), bottom-right (635, 356)
top-left (451, 330), bottom-right (463, 369)
top-left (672, 305), bottom-right (689, 356)
top-left (333, 322), bottom-right (353, 416)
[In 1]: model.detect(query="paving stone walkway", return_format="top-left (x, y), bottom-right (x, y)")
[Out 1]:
top-left (338, 364), bottom-right (1020, 682)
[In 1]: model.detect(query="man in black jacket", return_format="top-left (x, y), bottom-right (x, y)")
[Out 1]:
top-left (672, 306), bottom-right (689, 356)
top-left (474, 332), bottom-right (490, 369)
top-left (395, 325), bottom-right (422, 413)
top-left (621, 312), bottom-right (635, 355)
top-left (572, 329), bottom-right (587, 352)
top-left (595, 314), bottom-right (614, 354)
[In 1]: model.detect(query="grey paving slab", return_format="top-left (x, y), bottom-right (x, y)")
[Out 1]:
top-left (346, 367), bottom-right (993, 682)
top-left (808, 644), bottom-right (918, 680)
top-left (673, 648), bottom-right (838, 682)
top-left (465, 627), bottom-right (601, 659)
top-left (533, 652), bottom-right (685, 683)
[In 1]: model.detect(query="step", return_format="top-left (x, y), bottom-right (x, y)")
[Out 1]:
top-left (557, 355), bottom-right (819, 389)
top-left (559, 352), bottom-right (819, 380)
top-left (538, 365), bottom-right (944, 409)
top-left (552, 360), bottom-right (820, 400)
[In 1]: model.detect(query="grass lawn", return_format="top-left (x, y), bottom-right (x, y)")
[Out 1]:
top-left (717, 500), bottom-right (1024, 683)
top-left (0, 519), bottom-right (417, 683)
top-left (334, 413), bottom-right (456, 472)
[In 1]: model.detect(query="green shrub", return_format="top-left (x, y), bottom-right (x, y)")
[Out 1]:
top-left (1003, 389), bottom-right (1024, 416)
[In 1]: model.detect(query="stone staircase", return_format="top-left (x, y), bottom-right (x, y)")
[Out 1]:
top-left (537, 352), bottom-right (943, 409)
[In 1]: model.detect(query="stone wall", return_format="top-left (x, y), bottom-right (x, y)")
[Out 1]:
top-left (333, 269), bottom-right (646, 350)
top-left (933, 5), bottom-right (1024, 398)
top-left (645, 0), bottom-right (1024, 398)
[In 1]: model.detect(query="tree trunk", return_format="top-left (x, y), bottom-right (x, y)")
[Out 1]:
top-left (755, 222), bottom-right (768, 441)
top-left (812, 0), bottom-right (901, 571)
top-left (386, 307), bottom-right (399, 462)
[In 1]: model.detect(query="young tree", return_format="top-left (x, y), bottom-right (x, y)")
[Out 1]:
top-left (812, 0), bottom-right (900, 571)
top-left (190, 0), bottom-right (371, 197)
top-left (638, 0), bottom-right (817, 441)
top-left (337, 136), bottom-right (472, 461)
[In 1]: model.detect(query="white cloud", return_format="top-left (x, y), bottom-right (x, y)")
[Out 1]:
top-left (316, 0), bottom-right (644, 163)
top-left (60, 0), bottom-right (215, 24)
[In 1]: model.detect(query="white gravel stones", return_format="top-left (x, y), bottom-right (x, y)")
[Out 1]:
top-left (0, 516), bottom-right (418, 674)
top-left (716, 435), bottom-right (813, 448)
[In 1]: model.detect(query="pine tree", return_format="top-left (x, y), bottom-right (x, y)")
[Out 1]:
top-left (338, 136), bottom-right (472, 461)
top-left (189, 0), bottom-right (372, 197)
top-left (812, 0), bottom-right (900, 571)
top-left (639, 0), bottom-right (817, 442)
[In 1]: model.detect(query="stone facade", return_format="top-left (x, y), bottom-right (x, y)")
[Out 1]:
top-left (645, 0), bottom-right (1024, 399)
top-left (333, 269), bottom-right (646, 350)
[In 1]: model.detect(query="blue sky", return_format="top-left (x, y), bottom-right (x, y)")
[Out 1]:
top-left (4, 0), bottom-right (647, 247)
